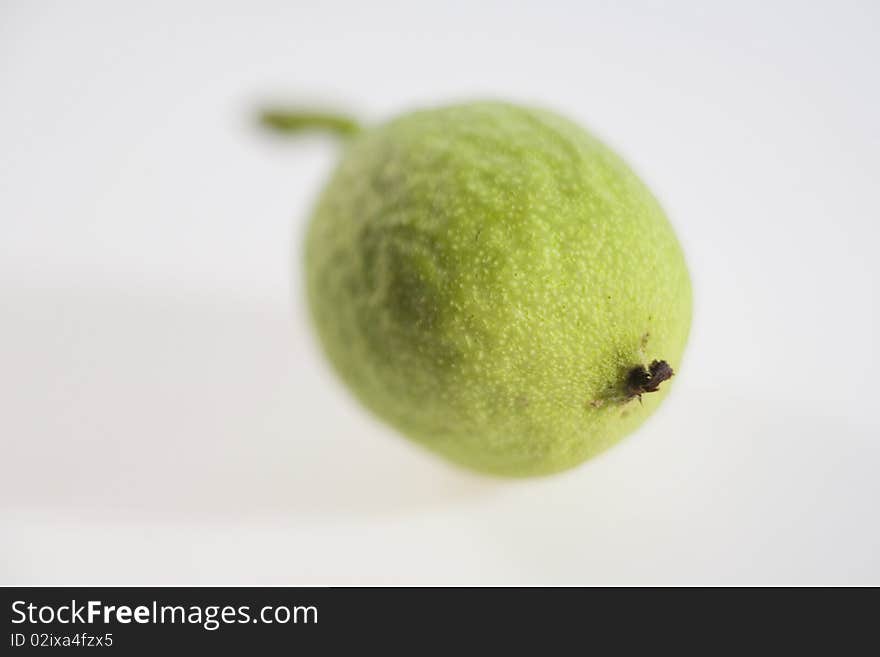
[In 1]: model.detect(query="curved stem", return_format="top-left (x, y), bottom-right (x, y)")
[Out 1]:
top-left (259, 108), bottom-right (362, 138)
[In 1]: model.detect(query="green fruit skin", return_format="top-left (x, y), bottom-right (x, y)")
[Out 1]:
top-left (305, 102), bottom-right (692, 476)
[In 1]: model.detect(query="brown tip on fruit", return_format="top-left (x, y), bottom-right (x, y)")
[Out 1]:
top-left (624, 359), bottom-right (674, 402)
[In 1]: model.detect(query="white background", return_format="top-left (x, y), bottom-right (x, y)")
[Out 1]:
top-left (1, 0), bottom-right (878, 584)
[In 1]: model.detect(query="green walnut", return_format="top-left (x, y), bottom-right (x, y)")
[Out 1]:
top-left (263, 101), bottom-right (692, 476)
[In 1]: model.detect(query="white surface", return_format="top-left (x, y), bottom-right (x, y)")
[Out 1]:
top-left (1, 0), bottom-right (878, 584)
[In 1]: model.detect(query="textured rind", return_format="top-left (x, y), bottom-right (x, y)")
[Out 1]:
top-left (305, 102), bottom-right (692, 476)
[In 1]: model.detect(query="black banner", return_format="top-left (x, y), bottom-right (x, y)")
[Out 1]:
top-left (1, 586), bottom-right (869, 651)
